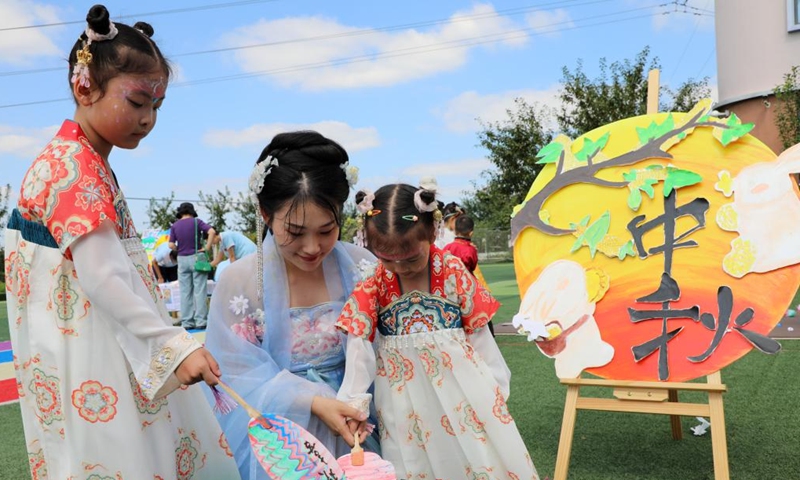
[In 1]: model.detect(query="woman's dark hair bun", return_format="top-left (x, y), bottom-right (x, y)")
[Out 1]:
top-left (86, 4), bottom-right (111, 35)
top-left (355, 190), bottom-right (367, 205)
top-left (133, 22), bottom-right (154, 38)
top-left (419, 189), bottom-right (437, 205)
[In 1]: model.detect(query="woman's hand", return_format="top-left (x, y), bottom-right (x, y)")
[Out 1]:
top-left (310, 396), bottom-right (368, 447)
top-left (345, 418), bottom-right (371, 444)
top-left (175, 348), bottom-right (221, 386)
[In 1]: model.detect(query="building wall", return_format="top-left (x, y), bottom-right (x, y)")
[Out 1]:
top-left (726, 95), bottom-right (782, 154)
top-left (715, 0), bottom-right (800, 153)
top-left (715, 0), bottom-right (800, 105)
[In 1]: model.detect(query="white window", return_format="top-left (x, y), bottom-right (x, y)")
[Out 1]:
top-left (789, 0), bottom-right (800, 32)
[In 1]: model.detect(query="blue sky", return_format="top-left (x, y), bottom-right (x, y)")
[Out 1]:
top-left (0, 0), bottom-right (716, 232)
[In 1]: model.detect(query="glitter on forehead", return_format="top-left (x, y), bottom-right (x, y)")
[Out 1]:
top-left (122, 76), bottom-right (167, 102)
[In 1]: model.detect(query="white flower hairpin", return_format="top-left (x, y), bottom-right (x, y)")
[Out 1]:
top-left (248, 155), bottom-right (279, 203)
top-left (341, 162), bottom-right (359, 189)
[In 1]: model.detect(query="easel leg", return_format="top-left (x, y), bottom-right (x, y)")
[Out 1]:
top-left (668, 389), bottom-right (683, 440)
top-left (554, 384), bottom-right (580, 480)
top-left (707, 371), bottom-right (730, 480)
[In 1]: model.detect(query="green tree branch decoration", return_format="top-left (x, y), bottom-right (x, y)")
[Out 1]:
top-left (510, 100), bottom-right (752, 242)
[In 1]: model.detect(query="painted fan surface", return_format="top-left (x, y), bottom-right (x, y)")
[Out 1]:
top-left (248, 413), bottom-right (346, 479)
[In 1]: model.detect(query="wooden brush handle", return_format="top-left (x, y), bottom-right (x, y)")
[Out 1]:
top-left (216, 381), bottom-right (262, 420)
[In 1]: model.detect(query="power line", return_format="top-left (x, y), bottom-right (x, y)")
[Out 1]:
top-left (0, 0), bottom-right (282, 32)
top-left (695, 46), bottom-right (716, 79)
top-left (667, 0), bottom-right (710, 85)
top-left (0, 4), bottom-right (671, 109)
top-left (1, 0), bottom-right (614, 78)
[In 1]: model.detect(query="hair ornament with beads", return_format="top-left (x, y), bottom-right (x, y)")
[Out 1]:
top-left (71, 12), bottom-right (119, 88)
top-left (248, 155), bottom-right (279, 203)
top-left (356, 189), bottom-right (375, 214)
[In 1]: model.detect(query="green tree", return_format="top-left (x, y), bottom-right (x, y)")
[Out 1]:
top-left (145, 191), bottom-right (176, 231)
top-left (199, 187), bottom-right (233, 232)
top-left (462, 98), bottom-right (552, 228)
top-left (557, 46), bottom-right (659, 137)
top-left (339, 202), bottom-right (359, 244)
top-left (558, 47), bottom-right (711, 138)
top-left (774, 65), bottom-right (800, 150)
top-left (667, 76), bottom-right (712, 113)
top-left (232, 191), bottom-right (258, 239)
top-left (464, 47), bottom-right (713, 230)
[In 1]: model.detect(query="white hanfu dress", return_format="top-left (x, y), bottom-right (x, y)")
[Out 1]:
top-left (4, 120), bottom-right (240, 479)
top-left (337, 245), bottom-right (539, 480)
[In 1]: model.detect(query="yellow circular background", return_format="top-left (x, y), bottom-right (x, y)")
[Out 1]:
top-left (513, 111), bottom-right (800, 381)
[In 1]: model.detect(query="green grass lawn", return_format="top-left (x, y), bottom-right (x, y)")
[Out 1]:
top-left (479, 262), bottom-right (522, 324)
top-left (2, 269), bottom-right (800, 479)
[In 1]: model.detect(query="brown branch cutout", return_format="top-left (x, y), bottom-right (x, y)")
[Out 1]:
top-left (510, 107), bottom-right (733, 241)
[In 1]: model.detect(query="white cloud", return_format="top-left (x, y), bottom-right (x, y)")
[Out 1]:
top-left (403, 158), bottom-right (492, 200)
top-left (525, 9), bottom-right (574, 37)
top-left (0, 1), bottom-right (63, 64)
top-left (221, 4), bottom-right (528, 90)
top-left (437, 86), bottom-right (561, 134)
top-left (355, 158), bottom-right (491, 202)
top-left (203, 121), bottom-right (381, 153)
top-left (401, 158), bottom-right (491, 179)
top-left (0, 124), bottom-right (60, 158)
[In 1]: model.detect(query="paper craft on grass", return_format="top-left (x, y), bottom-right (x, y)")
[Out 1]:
top-left (511, 99), bottom-right (800, 382)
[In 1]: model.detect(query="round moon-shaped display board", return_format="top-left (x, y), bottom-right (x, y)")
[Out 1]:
top-left (511, 99), bottom-right (800, 382)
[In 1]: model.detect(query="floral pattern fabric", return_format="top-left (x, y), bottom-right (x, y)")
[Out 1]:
top-left (338, 245), bottom-right (498, 342)
top-left (4, 120), bottom-right (240, 479)
top-left (290, 303), bottom-right (346, 368)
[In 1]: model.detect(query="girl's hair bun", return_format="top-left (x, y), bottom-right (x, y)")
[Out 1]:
top-left (86, 4), bottom-right (111, 35)
top-left (418, 189), bottom-right (437, 206)
top-left (133, 22), bottom-right (155, 38)
top-left (355, 190), bottom-right (368, 204)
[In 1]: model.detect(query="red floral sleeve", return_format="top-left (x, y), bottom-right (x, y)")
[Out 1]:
top-left (336, 275), bottom-right (380, 342)
top-left (18, 133), bottom-right (117, 259)
top-left (446, 255), bottom-right (500, 333)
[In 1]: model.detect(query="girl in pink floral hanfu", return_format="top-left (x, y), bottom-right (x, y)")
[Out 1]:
top-left (3, 6), bottom-right (239, 479)
top-left (336, 183), bottom-right (539, 480)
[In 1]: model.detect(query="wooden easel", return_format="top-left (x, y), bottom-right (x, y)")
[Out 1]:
top-left (553, 372), bottom-right (730, 479)
top-left (551, 70), bottom-right (731, 480)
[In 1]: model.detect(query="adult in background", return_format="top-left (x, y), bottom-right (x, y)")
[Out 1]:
top-left (169, 202), bottom-right (216, 329)
top-left (210, 230), bottom-right (257, 281)
top-left (151, 242), bottom-right (178, 283)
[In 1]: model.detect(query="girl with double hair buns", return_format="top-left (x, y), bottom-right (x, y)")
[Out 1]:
top-left (204, 131), bottom-right (381, 479)
top-left (3, 5), bottom-right (240, 479)
top-left (336, 181), bottom-right (539, 478)
top-left (437, 201), bottom-right (464, 248)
